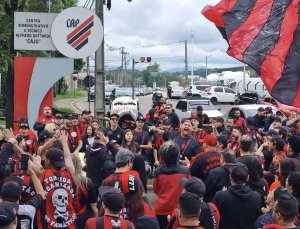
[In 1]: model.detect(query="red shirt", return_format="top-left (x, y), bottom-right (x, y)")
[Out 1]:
top-left (85, 216), bottom-right (134, 229)
top-left (235, 116), bottom-right (248, 134)
top-left (35, 115), bottom-right (55, 124)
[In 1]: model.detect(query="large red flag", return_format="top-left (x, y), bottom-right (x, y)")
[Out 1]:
top-left (202, 0), bottom-right (300, 107)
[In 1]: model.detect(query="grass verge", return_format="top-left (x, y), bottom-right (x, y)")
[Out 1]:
top-left (53, 106), bottom-right (75, 113)
top-left (54, 90), bottom-right (87, 101)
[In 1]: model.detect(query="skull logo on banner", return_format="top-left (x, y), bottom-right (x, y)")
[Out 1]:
top-left (52, 188), bottom-right (69, 221)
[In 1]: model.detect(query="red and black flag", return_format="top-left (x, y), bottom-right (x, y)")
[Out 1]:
top-left (202, 0), bottom-right (300, 107)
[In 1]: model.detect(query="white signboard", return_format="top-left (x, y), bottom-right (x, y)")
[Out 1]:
top-left (51, 7), bottom-right (103, 59)
top-left (14, 12), bottom-right (57, 51)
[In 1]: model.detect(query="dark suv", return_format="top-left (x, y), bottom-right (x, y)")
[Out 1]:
top-left (234, 91), bottom-right (262, 105)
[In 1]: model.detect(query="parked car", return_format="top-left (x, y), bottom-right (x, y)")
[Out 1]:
top-left (188, 85), bottom-right (211, 97)
top-left (222, 104), bottom-right (284, 120)
top-left (202, 86), bottom-right (237, 104)
top-left (105, 85), bottom-right (117, 103)
top-left (139, 88), bottom-right (146, 96)
top-left (134, 88), bottom-right (141, 96)
top-left (175, 98), bottom-right (223, 119)
top-left (261, 96), bottom-right (299, 116)
top-left (234, 91), bottom-right (263, 105)
top-left (88, 86), bottom-right (95, 102)
top-left (171, 87), bottom-right (185, 99)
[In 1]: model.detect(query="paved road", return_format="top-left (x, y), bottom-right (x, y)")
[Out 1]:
top-left (71, 95), bottom-right (232, 117)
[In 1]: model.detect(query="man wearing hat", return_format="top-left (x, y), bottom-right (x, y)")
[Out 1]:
top-left (133, 114), bottom-right (152, 167)
top-left (213, 162), bottom-right (262, 229)
top-left (0, 201), bottom-right (18, 228)
top-left (54, 113), bottom-right (64, 131)
top-left (106, 113), bottom-right (124, 151)
top-left (85, 186), bottom-right (134, 229)
top-left (64, 113), bottom-right (83, 154)
top-left (33, 106), bottom-right (55, 136)
top-left (78, 110), bottom-right (92, 135)
top-left (188, 134), bottom-right (221, 182)
top-left (40, 130), bottom-right (77, 228)
top-left (15, 119), bottom-right (38, 156)
top-left (167, 177), bottom-right (220, 229)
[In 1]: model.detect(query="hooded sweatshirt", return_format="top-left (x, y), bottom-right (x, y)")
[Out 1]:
top-left (213, 185), bottom-right (262, 229)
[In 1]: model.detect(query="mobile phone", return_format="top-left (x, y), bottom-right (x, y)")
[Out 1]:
top-left (21, 154), bottom-right (30, 170)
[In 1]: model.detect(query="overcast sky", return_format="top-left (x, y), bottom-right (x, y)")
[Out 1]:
top-left (79, 0), bottom-right (242, 71)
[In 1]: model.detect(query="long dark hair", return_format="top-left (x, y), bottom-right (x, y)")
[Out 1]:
top-left (122, 129), bottom-right (137, 153)
top-left (287, 171), bottom-right (300, 201)
top-left (85, 125), bottom-right (95, 137)
top-left (124, 188), bottom-right (145, 224)
top-left (279, 158), bottom-right (296, 186)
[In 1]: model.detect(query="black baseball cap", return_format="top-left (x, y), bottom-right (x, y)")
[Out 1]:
top-left (136, 216), bottom-right (160, 229)
top-left (55, 113), bottom-right (63, 118)
top-left (196, 106), bottom-right (203, 111)
top-left (82, 110), bottom-right (91, 115)
top-left (18, 120), bottom-right (29, 129)
top-left (0, 201), bottom-right (19, 226)
top-left (46, 148), bottom-right (65, 168)
top-left (98, 186), bottom-right (125, 212)
top-left (64, 113), bottom-right (74, 120)
top-left (136, 114), bottom-right (145, 121)
top-left (180, 177), bottom-right (206, 197)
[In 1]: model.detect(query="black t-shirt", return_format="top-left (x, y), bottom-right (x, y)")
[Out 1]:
top-left (164, 131), bottom-right (201, 160)
top-left (85, 143), bottom-right (112, 187)
top-left (107, 127), bottom-right (124, 144)
top-left (133, 129), bottom-right (151, 156)
top-left (190, 151), bottom-right (221, 182)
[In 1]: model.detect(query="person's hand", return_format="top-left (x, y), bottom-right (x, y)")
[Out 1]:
top-left (179, 157), bottom-right (190, 167)
top-left (154, 160), bottom-right (160, 167)
top-left (73, 150), bottom-right (79, 157)
top-left (149, 126), bottom-right (156, 132)
top-left (262, 141), bottom-right (269, 148)
top-left (5, 128), bottom-right (15, 140)
top-left (32, 155), bottom-right (42, 165)
top-left (58, 130), bottom-right (68, 144)
top-left (27, 160), bottom-right (35, 175)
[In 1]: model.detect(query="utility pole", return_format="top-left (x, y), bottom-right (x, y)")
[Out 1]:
top-left (95, 0), bottom-right (105, 119)
top-left (121, 47), bottom-right (124, 86)
top-left (184, 40), bottom-right (188, 87)
top-left (191, 31), bottom-right (194, 85)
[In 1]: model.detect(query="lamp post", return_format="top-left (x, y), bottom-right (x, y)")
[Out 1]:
top-left (205, 54), bottom-right (213, 78)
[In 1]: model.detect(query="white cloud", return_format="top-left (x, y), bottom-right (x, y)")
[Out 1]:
top-left (81, 0), bottom-right (244, 71)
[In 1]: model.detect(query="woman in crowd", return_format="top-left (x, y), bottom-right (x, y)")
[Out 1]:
top-left (81, 125), bottom-right (95, 152)
top-left (121, 129), bottom-right (141, 154)
top-left (269, 158), bottom-right (296, 191)
top-left (72, 154), bottom-right (98, 228)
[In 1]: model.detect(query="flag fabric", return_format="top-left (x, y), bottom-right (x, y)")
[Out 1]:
top-left (202, 0), bottom-right (300, 107)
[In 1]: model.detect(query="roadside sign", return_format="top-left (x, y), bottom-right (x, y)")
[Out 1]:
top-left (51, 7), bottom-right (103, 59)
top-left (150, 72), bottom-right (160, 78)
top-left (14, 12), bottom-right (57, 51)
top-left (83, 75), bottom-right (95, 87)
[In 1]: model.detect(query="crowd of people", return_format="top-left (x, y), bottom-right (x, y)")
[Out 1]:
top-left (1, 98), bottom-right (300, 229)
